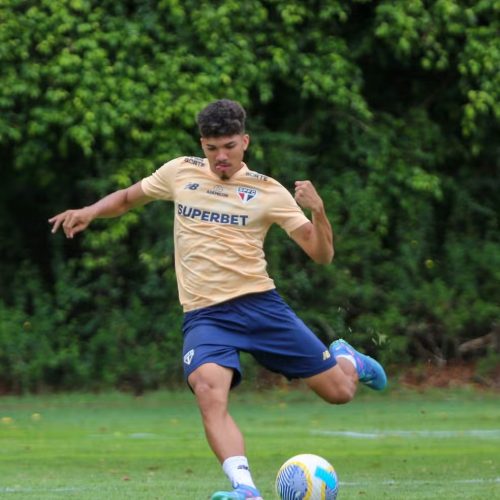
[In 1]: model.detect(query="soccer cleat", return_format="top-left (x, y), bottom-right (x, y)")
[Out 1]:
top-left (211, 484), bottom-right (263, 500)
top-left (330, 339), bottom-right (387, 390)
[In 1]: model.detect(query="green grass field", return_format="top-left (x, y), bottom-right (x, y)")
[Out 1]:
top-left (1, 386), bottom-right (499, 499)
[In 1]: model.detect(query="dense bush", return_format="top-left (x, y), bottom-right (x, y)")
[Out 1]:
top-left (1, 0), bottom-right (498, 392)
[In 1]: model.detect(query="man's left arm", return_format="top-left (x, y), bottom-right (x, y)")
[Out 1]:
top-left (290, 180), bottom-right (334, 265)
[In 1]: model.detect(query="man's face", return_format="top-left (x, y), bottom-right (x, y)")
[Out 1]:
top-left (200, 134), bottom-right (250, 180)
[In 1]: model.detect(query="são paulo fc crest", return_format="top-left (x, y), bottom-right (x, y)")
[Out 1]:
top-left (237, 187), bottom-right (258, 204)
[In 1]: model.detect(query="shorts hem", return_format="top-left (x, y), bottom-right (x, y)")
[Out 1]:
top-left (287, 358), bottom-right (337, 380)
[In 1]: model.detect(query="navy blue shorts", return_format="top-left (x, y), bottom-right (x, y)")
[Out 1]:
top-left (182, 290), bottom-right (336, 387)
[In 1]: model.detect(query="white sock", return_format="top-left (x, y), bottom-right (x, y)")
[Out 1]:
top-left (336, 354), bottom-right (357, 369)
top-left (222, 456), bottom-right (256, 489)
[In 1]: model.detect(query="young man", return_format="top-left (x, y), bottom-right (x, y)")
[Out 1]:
top-left (49, 99), bottom-right (387, 500)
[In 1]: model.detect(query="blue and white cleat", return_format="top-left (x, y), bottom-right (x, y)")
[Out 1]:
top-left (211, 484), bottom-right (263, 500)
top-left (330, 339), bottom-right (387, 390)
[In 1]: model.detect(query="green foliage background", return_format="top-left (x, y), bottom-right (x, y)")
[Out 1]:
top-left (0, 0), bottom-right (498, 393)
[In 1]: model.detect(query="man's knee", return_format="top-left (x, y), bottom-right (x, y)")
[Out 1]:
top-left (189, 363), bottom-right (233, 413)
top-left (189, 363), bottom-right (233, 391)
top-left (322, 385), bottom-right (355, 405)
top-left (304, 365), bottom-right (357, 404)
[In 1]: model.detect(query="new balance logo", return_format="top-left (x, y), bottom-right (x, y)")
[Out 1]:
top-left (184, 349), bottom-right (194, 365)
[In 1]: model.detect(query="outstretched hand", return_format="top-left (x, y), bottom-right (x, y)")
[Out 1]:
top-left (48, 207), bottom-right (94, 239)
top-left (294, 180), bottom-right (324, 213)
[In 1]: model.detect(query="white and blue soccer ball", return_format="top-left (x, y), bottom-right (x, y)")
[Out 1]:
top-left (275, 453), bottom-right (339, 500)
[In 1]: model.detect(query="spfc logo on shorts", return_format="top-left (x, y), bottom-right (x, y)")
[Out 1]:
top-left (184, 349), bottom-right (194, 365)
top-left (237, 187), bottom-right (257, 204)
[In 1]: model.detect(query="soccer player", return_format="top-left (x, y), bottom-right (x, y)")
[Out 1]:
top-left (49, 99), bottom-right (387, 500)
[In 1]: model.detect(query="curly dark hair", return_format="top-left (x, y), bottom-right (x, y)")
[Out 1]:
top-left (197, 99), bottom-right (246, 137)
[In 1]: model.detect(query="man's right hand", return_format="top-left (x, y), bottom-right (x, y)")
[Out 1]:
top-left (48, 207), bottom-right (95, 239)
top-left (48, 182), bottom-right (151, 239)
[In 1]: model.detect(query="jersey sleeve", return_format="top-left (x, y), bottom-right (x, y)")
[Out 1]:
top-left (141, 157), bottom-right (183, 201)
top-left (267, 183), bottom-right (310, 235)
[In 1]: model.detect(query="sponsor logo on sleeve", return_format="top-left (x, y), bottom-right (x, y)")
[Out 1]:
top-left (246, 171), bottom-right (268, 181)
top-left (184, 157), bottom-right (205, 167)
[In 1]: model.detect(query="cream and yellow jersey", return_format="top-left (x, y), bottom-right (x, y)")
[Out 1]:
top-left (141, 156), bottom-right (310, 311)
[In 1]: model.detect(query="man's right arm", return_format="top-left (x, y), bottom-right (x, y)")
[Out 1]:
top-left (49, 181), bottom-right (152, 239)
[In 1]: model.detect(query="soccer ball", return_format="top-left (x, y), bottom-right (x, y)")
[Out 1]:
top-left (275, 453), bottom-right (339, 500)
